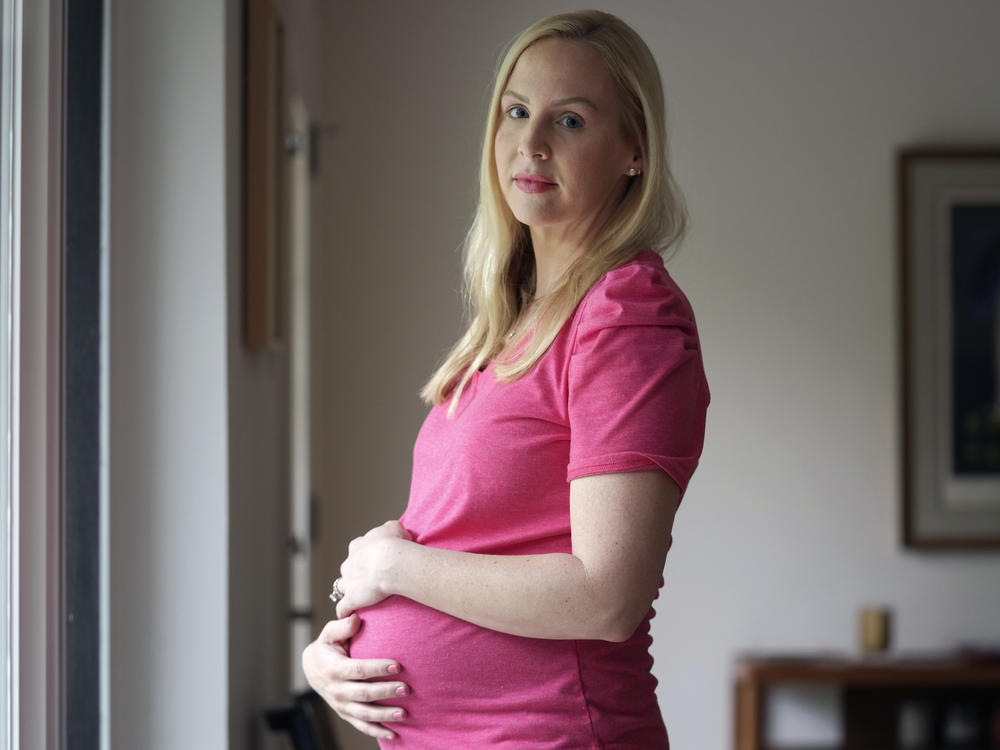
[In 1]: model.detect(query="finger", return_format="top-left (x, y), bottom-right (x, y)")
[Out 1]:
top-left (337, 679), bottom-right (409, 704)
top-left (318, 614), bottom-right (359, 644)
top-left (336, 596), bottom-right (356, 621)
top-left (330, 652), bottom-right (403, 682)
top-left (339, 700), bottom-right (407, 725)
top-left (342, 714), bottom-right (397, 742)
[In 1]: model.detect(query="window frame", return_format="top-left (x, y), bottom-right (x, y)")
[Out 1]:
top-left (1, 0), bottom-right (15, 741)
top-left (10, 0), bottom-right (66, 747)
top-left (62, 1), bottom-right (103, 745)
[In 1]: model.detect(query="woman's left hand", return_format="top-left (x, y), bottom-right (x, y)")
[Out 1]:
top-left (336, 520), bottom-right (413, 619)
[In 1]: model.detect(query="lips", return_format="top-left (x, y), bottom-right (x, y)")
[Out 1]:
top-left (513, 172), bottom-right (557, 194)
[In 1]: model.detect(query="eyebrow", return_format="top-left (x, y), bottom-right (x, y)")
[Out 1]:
top-left (502, 89), bottom-right (599, 111)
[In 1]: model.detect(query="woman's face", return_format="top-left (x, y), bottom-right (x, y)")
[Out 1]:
top-left (494, 38), bottom-right (639, 243)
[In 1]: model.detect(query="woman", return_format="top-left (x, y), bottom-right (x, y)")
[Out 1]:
top-left (302, 10), bottom-right (708, 748)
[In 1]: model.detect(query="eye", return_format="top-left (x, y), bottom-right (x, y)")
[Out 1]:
top-left (505, 105), bottom-right (529, 119)
top-left (558, 114), bottom-right (585, 130)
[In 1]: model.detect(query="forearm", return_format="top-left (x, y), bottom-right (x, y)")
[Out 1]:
top-left (384, 541), bottom-right (643, 642)
top-left (339, 474), bottom-right (678, 642)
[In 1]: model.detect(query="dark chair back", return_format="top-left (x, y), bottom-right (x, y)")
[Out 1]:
top-left (264, 689), bottom-right (340, 750)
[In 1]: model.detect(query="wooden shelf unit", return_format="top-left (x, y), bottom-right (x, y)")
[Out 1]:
top-left (734, 654), bottom-right (1000, 750)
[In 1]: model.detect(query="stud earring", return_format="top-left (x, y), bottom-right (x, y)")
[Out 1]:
top-left (627, 167), bottom-right (641, 176)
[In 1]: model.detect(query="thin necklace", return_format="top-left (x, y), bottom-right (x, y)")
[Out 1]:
top-left (506, 296), bottom-right (544, 340)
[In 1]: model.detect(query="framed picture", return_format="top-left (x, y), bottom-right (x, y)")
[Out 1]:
top-left (899, 147), bottom-right (1000, 548)
top-left (244, 0), bottom-right (287, 352)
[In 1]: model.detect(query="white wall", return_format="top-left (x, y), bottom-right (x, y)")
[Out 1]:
top-left (655, 3), bottom-right (1000, 747)
top-left (108, 1), bottom-right (296, 748)
top-left (108, 0), bottom-right (230, 745)
top-left (314, 2), bottom-right (1000, 749)
top-left (109, 0), bottom-right (333, 747)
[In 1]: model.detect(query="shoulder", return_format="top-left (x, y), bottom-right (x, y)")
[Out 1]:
top-left (570, 251), bottom-right (700, 354)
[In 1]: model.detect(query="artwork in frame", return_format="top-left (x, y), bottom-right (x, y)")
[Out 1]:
top-left (244, 0), bottom-right (287, 352)
top-left (899, 147), bottom-right (1000, 548)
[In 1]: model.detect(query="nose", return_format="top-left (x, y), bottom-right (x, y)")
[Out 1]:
top-left (518, 121), bottom-right (549, 160)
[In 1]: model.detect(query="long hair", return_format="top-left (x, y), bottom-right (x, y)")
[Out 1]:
top-left (420, 10), bottom-right (688, 416)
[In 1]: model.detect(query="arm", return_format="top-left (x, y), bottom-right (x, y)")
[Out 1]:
top-left (336, 469), bottom-right (679, 642)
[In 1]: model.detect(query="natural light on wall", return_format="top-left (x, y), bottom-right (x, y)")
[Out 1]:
top-left (1, 0), bottom-right (13, 746)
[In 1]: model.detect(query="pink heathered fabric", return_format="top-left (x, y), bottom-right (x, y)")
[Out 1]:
top-left (348, 251), bottom-right (709, 749)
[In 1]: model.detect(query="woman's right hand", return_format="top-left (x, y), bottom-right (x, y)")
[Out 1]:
top-left (301, 613), bottom-right (409, 741)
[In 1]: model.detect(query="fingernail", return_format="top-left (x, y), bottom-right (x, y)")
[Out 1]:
top-left (395, 686), bottom-right (407, 696)
top-left (393, 711), bottom-right (404, 720)
top-left (387, 664), bottom-right (399, 674)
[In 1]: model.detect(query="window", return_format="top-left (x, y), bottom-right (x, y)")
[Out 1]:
top-left (8, 0), bottom-right (72, 746)
top-left (1, 0), bottom-right (16, 745)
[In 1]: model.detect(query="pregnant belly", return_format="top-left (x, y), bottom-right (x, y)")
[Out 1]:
top-left (349, 597), bottom-right (597, 748)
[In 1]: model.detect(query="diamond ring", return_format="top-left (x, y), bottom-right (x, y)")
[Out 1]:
top-left (329, 577), bottom-right (345, 604)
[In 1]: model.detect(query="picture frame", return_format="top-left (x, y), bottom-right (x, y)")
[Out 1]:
top-left (244, 0), bottom-right (287, 352)
top-left (899, 147), bottom-right (1000, 548)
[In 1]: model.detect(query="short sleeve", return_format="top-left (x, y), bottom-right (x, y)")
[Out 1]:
top-left (566, 260), bottom-right (709, 497)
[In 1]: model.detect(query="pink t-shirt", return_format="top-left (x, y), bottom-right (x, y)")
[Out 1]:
top-left (349, 250), bottom-right (709, 749)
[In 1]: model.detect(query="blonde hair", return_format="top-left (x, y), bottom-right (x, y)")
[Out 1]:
top-left (420, 9), bottom-right (688, 416)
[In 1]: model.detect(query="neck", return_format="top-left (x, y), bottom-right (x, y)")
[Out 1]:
top-left (526, 183), bottom-right (629, 295)
top-left (528, 226), bottom-right (588, 297)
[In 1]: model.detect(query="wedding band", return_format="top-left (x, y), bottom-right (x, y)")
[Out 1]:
top-left (329, 577), bottom-right (344, 604)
